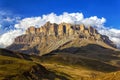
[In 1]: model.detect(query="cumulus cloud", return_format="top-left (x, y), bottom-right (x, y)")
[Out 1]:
top-left (14, 12), bottom-right (84, 29)
top-left (82, 16), bottom-right (106, 27)
top-left (0, 12), bottom-right (120, 48)
top-left (98, 28), bottom-right (120, 48)
top-left (0, 29), bottom-right (24, 48)
top-left (15, 12), bottom-right (106, 30)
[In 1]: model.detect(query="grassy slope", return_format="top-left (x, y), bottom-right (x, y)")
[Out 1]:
top-left (1, 44), bottom-right (120, 80)
top-left (35, 54), bottom-right (120, 80)
top-left (33, 43), bottom-right (120, 80)
top-left (29, 52), bottom-right (120, 80)
top-left (0, 55), bottom-right (35, 80)
top-left (0, 49), bottom-right (69, 80)
top-left (40, 62), bottom-right (120, 80)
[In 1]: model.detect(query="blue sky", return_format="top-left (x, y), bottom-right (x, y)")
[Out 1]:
top-left (0, 0), bottom-right (120, 28)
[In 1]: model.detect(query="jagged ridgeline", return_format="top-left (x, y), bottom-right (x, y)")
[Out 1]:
top-left (8, 22), bottom-right (116, 55)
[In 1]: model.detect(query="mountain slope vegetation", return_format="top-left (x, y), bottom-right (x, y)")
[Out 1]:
top-left (1, 44), bottom-right (120, 80)
top-left (0, 49), bottom-right (69, 80)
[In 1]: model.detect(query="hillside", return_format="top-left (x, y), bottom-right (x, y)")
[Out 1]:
top-left (1, 47), bottom-right (120, 80)
top-left (35, 44), bottom-right (120, 80)
top-left (0, 49), bottom-right (69, 80)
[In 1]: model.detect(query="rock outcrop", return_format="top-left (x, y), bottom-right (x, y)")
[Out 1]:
top-left (7, 22), bottom-right (116, 55)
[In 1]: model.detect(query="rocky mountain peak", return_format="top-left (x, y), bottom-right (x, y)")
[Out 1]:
top-left (25, 22), bottom-right (99, 37)
top-left (8, 22), bottom-right (116, 55)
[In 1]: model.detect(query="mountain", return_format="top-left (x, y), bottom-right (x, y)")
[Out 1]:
top-left (2, 22), bottom-right (120, 79)
top-left (7, 22), bottom-right (117, 56)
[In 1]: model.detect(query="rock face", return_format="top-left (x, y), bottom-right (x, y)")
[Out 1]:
top-left (7, 22), bottom-right (116, 55)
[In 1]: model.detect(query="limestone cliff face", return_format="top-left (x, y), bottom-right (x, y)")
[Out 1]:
top-left (8, 22), bottom-right (116, 55)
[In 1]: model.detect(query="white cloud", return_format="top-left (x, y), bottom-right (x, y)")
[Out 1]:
top-left (82, 16), bottom-right (106, 27)
top-left (0, 29), bottom-right (24, 48)
top-left (0, 12), bottom-right (120, 48)
top-left (14, 12), bottom-right (84, 29)
top-left (15, 17), bottom-right (42, 29)
top-left (14, 12), bottom-right (106, 29)
top-left (98, 28), bottom-right (120, 48)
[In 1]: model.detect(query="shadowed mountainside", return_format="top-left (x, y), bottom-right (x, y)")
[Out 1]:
top-left (41, 44), bottom-right (120, 71)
